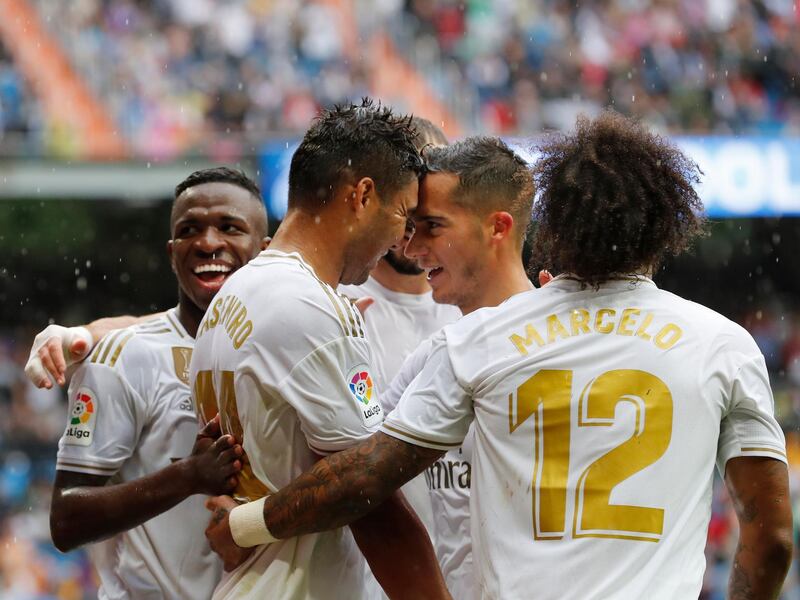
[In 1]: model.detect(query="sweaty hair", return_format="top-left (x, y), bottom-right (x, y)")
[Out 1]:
top-left (424, 136), bottom-right (534, 242)
top-left (174, 167), bottom-right (263, 202)
top-left (410, 116), bottom-right (448, 151)
top-left (288, 98), bottom-right (424, 210)
top-left (530, 111), bottom-right (705, 287)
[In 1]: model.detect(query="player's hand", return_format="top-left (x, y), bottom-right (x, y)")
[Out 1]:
top-left (205, 495), bottom-right (254, 571)
top-left (187, 415), bottom-right (243, 496)
top-left (354, 296), bottom-right (374, 316)
top-left (25, 325), bottom-right (93, 388)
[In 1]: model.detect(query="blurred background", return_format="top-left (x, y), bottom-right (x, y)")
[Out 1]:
top-left (0, 0), bottom-right (799, 598)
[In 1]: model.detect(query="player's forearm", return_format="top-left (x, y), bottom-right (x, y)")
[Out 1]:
top-left (85, 313), bottom-right (163, 343)
top-left (51, 461), bottom-right (198, 551)
top-left (725, 457), bottom-right (793, 599)
top-left (262, 432), bottom-right (443, 539)
top-left (728, 532), bottom-right (792, 599)
top-left (351, 491), bottom-right (451, 600)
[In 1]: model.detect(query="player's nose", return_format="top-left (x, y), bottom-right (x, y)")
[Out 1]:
top-left (194, 227), bottom-right (226, 253)
top-left (404, 229), bottom-right (425, 259)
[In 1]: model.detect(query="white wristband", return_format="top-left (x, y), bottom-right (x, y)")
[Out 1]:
top-left (229, 498), bottom-right (277, 548)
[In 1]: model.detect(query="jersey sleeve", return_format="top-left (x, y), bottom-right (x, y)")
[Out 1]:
top-left (381, 334), bottom-right (473, 451)
top-left (279, 335), bottom-right (384, 455)
top-left (715, 326), bottom-right (787, 474)
top-left (383, 337), bottom-right (434, 413)
top-left (56, 361), bottom-right (146, 477)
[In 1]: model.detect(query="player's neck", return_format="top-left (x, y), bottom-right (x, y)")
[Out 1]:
top-left (370, 259), bottom-right (431, 295)
top-left (268, 210), bottom-right (346, 287)
top-left (459, 259), bottom-right (533, 315)
top-left (176, 293), bottom-right (204, 338)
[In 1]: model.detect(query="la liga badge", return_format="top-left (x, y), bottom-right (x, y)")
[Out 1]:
top-left (346, 365), bottom-right (382, 426)
top-left (64, 386), bottom-right (97, 446)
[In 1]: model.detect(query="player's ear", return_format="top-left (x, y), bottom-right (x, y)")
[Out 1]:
top-left (260, 236), bottom-right (271, 250)
top-left (166, 240), bottom-right (177, 273)
top-left (489, 211), bottom-right (514, 242)
top-left (352, 177), bottom-right (375, 218)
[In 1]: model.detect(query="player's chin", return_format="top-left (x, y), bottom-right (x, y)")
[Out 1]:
top-left (344, 268), bottom-right (371, 286)
top-left (189, 274), bottom-right (230, 305)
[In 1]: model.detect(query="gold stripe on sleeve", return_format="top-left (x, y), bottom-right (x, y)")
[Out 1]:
top-left (89, 338), bottom-right (106, 363)
top-left (381, 423), bottom-right (462, 448)
top-left (321, 285), bottom-right (350, 336)
top-left (108, 331), bottom-right (135, 367)
top-left (56, 461), bottom-right (118, 474)
top-left (139, 328), bottom-right (171, 335)
top-left (340, 294), bottom-right (360, 338)
top-left (353, 306), bottom-right (366, 338)
top-left (97, 330), bottom-right (124, 365)
top-left (741, 446), bottom-right (787, 458)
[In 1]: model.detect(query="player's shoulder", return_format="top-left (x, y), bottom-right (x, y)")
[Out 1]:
top-left (634, 286), bottom-right (764, 364)
top-left (649, 287), bottom-right (747, 335)
top-left (240, 249), bottom-right (366, 340)
top-left (441, 287), bottom-right (537, 343)
top-left (87, 311), bottom-right (186, 372)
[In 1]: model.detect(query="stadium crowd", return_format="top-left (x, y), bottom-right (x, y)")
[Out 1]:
top-left (1, 0), bottom-right (799, 157)
top-left (0, 46), bottom-right (42, 156)
top-left (393, 0), bottom-right (800, 134)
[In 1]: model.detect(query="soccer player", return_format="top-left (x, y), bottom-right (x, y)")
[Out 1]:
top-left (386, 136), bottom-right (540, 599)
top-left (207, 114), bottom-right (793, 599)
top-left (338, 116), bottom-right (459, 548)
top-left (339, 116), bottom-right (459, 393)
top-left (49, 167), bottom-right (270, 599)
top-left (192, 101), bottom-right (449, 599)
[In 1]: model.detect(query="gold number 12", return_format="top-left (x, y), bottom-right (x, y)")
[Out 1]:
top-left (509, 369), bottom-right (673, 542)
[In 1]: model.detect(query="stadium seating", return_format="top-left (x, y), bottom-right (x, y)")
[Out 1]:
top-left (2, 0), bottom-right (799, 159)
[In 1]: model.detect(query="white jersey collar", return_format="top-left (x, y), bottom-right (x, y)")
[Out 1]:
top-left (358, 276), bottom-right (437, 307)
top-left (546, 273), bottom-right (657, 291)
top-left (165, 307), bottom-right (191, 339)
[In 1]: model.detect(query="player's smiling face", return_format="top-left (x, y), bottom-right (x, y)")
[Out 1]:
top-left (406, 172), bottom-right (487, 311)
top-left (168, 182), bottom-right (267, 311)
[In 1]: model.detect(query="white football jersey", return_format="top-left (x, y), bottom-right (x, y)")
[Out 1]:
top-left (386, 339), bottom-right (475, 600)
top-left (56, 309), bottom-right (221, 600)
top-left (191, 249), bottom-right (384, 600)
top-left (383, 277), bottom-right (786, 600)
top-left (338, 276), bottom-right (460, 393)
top-left (340, 276), bottom-right (460, 600)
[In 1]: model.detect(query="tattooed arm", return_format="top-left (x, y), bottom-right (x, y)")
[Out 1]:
top-left (267, 432), bottom-right (450, 598)
top-left (725, 456), bottom-right (792, 600)
top-left (206, 433), bottom-right (449, 598)
top-left (262, 432), bottom-right (443, 536)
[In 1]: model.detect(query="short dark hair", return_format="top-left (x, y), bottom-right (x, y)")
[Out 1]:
top-left (288, 98), bottom-right (424, 210)
top-left (410, 116), bottom-right (448, 151)
top-left (424, 136), bottom-right (534, 241)
top-left (174, 167), bottom-right (263, 202)
top-left (530, 111), bottom-right (705, 287)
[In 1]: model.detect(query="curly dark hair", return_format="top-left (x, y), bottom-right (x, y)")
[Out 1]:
top-left (288, 98), bottom-right (424, 210)
top-left (530, 111), bottom-right (706, 287)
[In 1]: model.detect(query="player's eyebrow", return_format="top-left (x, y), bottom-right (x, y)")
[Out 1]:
top-left (413, 213), bottom-right (449, 224)
top-left (175, 210), bottom-right (247, 224)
